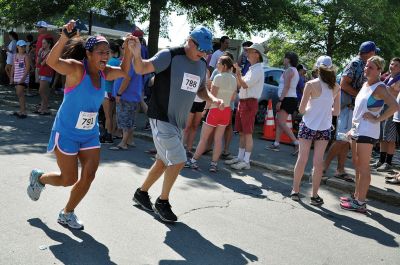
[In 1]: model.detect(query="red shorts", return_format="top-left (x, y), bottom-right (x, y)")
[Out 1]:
top-left (235, 98), bottom-right (258, 134)
top-left (205, 107), bottom-right (231, 127)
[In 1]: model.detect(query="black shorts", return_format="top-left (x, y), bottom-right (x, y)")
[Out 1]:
top-left (351, 135), bottom-right (378, 145)
top-left (190, 101), bottom-right (206, 113)
top-left (280, 97), bottom-right (297, 114)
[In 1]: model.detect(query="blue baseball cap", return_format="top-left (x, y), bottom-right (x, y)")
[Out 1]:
top-left (16, 40), bottom-right (27, 46)
top-left (359, 41), bottom-right (380, 54)
top-left (85, 36), bottom-right (109, 50)
top-left (189, 26), bottom-right (213, 53)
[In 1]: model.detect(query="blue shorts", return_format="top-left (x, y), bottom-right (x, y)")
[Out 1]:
top-left (336, 106), bottom-right (353, 139)
top-left (47, 131), bottom-right (100, 155)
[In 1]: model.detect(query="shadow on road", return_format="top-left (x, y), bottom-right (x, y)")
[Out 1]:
top-left (27, 218), bottom-right (116, 265)
top-left (159, 222), bottom-right (258, 265)
top-left (298, 201), bottom-right (399, 247)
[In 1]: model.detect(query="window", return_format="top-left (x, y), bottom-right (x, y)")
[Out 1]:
top-left (264, 70), bottom-right (282, 86)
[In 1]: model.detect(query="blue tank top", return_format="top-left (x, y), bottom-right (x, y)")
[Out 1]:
top-left (52, 60), bottom-right (105, 140)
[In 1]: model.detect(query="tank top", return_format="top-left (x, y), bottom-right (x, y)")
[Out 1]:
top-left (278, 66), bottom-right (299, 98)
top-left (352, 81), bottom-right (385, 139)
top-left (52, 60), bottom-right (105, 140)
top-left (13, 54), bottom-right (29, 84)
top-left (302, 79), bottom-right (335, 130)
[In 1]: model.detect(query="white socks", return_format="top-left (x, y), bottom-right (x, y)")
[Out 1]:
top-left (238, 148), bottom-right (245, 160)
top-left (244, 152), bottom-right (251, 163)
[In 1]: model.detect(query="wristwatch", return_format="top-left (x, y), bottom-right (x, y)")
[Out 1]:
top-left (117, 93), bottom-right (122, 97)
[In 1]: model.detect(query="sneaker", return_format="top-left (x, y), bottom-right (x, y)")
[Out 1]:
top-left (266, 144), bottom-right (280, 152)
top-left (188, 160), bottom-right (199, 170)
top-left (57, 209), bottom-right (84, 230)
top-left (153, 198), bottom-right (177, 222)
top-left (231, 161), bottom-right (250, 170)
top-left (339, 194), bottom-right (355, 202)
top-left (340, 199), bottom-right (367, 213)
top-left (225, 157), bottom-right (240, 165)
top-left (133, 188), bottom-right (153, 211)
top-left (290, 191), bottom-right (300, 201)
top-left (376, 162), bottom-right (392, 172)
top-left (310, 195), bottom-right (324, 206)
top-left (370, 161), bottom-right (382, 168)
top-left (184, 160), bottom-right (191, 168)
top-left (144, 123), bottom-right (151, 131)
top-left (209, 162), bottom-right (218, 172)
top-left (27, 169), bottom-right (45, 201)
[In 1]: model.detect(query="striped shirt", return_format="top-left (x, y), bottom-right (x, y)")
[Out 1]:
top-left (13, 54), bottom-right (29, 84)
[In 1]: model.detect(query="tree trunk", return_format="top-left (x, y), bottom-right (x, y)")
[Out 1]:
top-left (88, 10), bottom-right (93, 35)
top-left (148, 0), bottom-right (167, 57)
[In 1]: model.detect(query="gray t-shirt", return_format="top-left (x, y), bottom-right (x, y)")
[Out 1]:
top-left (148, 47), bottom-right (207, 128)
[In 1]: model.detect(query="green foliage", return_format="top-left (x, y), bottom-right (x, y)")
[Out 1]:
top-left (268, 0), bottom-right (400, 70)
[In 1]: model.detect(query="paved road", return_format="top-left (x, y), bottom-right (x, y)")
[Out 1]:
top-left (0, 105), bottom-right (399, 265)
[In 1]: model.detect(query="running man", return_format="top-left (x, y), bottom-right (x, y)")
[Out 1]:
top-left (131, 26), bottom-right (223, 222)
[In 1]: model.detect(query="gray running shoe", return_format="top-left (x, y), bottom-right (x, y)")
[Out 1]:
top-left (225, 157), bottom-right (240, 165)
top-left (266, 144), bottom-right (280, 152)
top-left (370, 161), bottom-right (382, 168)
top-left (57, 210), bottom-right (84, 230)
top-left (27, 169), bottom-right (45, 201)
top-left (376, 162), bottom-right (392, 172)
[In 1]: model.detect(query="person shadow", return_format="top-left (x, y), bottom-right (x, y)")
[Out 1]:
top-left (297, 201), bottom-right (399, 247)
top-left (27, 218), bottom-right (116, 265)
top-left (159, 222), bottom-right (258, 265)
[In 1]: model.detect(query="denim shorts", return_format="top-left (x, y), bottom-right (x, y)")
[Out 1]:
top-left (39, 75), bottom-right (52, 83)
top-left (336, 106), bottom-right (353, 138)
top-left (116, 100), bottom-right (137, 129)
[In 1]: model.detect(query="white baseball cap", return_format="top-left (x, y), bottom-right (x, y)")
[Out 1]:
top-left (316, 55), bottom-right (333, 68)
top-left (244, 43), bottom-right (265, 55)
top-left (35, 21), bottom-right (48, 28)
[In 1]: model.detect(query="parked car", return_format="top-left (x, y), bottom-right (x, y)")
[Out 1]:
top-left (234, 67), bottom-right (284, 124)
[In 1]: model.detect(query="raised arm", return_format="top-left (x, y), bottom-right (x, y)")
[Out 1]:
top-left (46, 20), bottom-right (78, 76)
top-left (130, 37), bottom-right (155, 75)
top-left (104, 35), bottom-right (135, 81)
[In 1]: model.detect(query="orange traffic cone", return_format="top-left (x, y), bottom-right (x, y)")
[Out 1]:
top-left (263, 99), bottom-right (275, 140)
top-left (280, 114), bottom-right (293, 144)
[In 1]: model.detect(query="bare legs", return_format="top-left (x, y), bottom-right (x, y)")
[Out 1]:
top-left (351, 141), bottom-right (373, 201)
top-left (39, 147), bottom-right (100, 212)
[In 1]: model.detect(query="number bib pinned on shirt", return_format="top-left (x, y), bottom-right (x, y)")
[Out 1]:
top-left (75, 111), bottom-right (97, 130)
top-left (181, 73), bottom-right (200, 93)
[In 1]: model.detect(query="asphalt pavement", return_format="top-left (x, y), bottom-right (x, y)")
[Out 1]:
top-left (0, 85), bottom-right (400, 264)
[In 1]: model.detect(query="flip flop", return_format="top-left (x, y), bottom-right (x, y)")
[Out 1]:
top-left (39, 111), bottom-right (51, 116)
top-left (109, 145), bottom-right (128, 150)
top-left (334, 173), bottom-right (354, 183)
top-left (386, 178), bottom-right (400, 185)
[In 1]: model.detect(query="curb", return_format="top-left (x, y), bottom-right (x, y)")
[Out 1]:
top-left (133, 131), bottom-right (400, 206)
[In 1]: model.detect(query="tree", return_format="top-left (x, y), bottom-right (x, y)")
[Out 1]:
top-left (0, 0), bottom-right (298, 57)
top-left (269, 0), bottom-right (400, 69)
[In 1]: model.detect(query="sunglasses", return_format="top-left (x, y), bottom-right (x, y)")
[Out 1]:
top-left (190, 38), bottom-right (208, 53)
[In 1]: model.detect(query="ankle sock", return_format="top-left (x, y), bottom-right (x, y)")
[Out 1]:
top-left (386, 154), bottom-right (393, 165)
top-left (379, 152), bottom-right (387, 164)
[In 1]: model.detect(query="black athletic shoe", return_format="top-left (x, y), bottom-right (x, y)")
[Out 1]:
top-left (153, 198), bottom-right (178, 223)
top-left (310, 195), bottom-right (324, 206)
top-left (103, 133), bottom-right (114, 144)
top-left (133, 188), bottom-right (153, 211)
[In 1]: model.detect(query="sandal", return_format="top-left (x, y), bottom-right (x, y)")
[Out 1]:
top-left (109, 145), bottom-right (128, 150)
top-left (334, 173), bottom-right (354, 183)
top-left (39, 111), bottom-right (51, 116)
top-left (386, 178), bottom-right (400, 185)
top-left (290, 192), bottom-right (300, 201)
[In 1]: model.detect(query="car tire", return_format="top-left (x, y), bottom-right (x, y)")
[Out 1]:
top-left (256, 102), bottom-right (268, 124)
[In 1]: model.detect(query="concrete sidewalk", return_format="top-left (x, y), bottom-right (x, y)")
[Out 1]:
top-left (1, 84), bottom-right (399, 205)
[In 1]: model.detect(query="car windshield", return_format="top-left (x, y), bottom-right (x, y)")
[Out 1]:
top-left (264, 70), bottom-right (282, 86)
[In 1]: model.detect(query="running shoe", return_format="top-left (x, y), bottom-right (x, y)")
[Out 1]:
top-left (340, 199), bottom-right (367, 213)
top-left (290, 191), bottom-right (300, 201)
top-left (376, 162), bottom-right (392, 172)
top-left (370, 161), bottom-right (382, 168)
top-left (133, 188), bottom-right (153, 211)
top-left (266, 144), bottom-right (280, 152)
top-left (27, 169), bottom-right (45, 201)
top-left (224, 157), bottom-right (240, 165)
top-left (153, 197), bottom-right (177, 222)
top-left (209, 162), bottom-right (218, 172)
top-left (231, 161), bottom-right (250, 170)
top-left (291, 144), bottom-right (299, 156)
top-left (310, 195), bottom-right (324, 206)
top-left (57, 209), bottom-right (84, 230)
top-left (339, 194), bottom-right (355, 202)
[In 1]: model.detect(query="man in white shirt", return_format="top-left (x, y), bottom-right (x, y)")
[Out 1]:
top-left (208, 36), bottom-right (230, 72)
top-left (226, 43), bottom-right (265, 170)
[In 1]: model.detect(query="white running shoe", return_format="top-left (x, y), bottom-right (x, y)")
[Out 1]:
top-left (225, 157), bottom-right (240, 165)
top-left (231, 161), bottom-right (251, 170)
top-left (57, 210), bottom-right (84, 230)
top-left (27, 169), bottom-right (45, 201)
